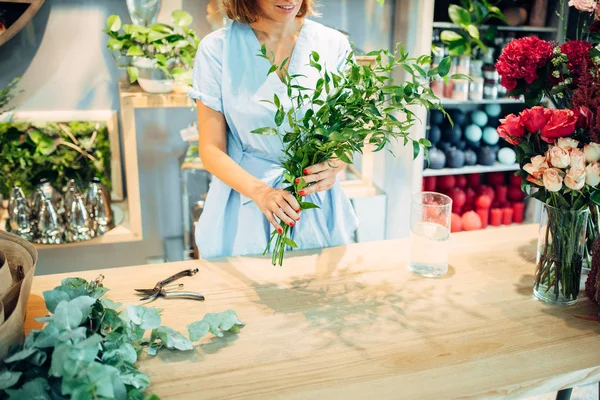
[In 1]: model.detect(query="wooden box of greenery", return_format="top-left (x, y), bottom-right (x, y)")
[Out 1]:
top-left (0, 110), bottom-right (122, 202)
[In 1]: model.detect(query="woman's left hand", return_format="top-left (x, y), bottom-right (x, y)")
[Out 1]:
top-left (296, 159), bottom-right (345, 196)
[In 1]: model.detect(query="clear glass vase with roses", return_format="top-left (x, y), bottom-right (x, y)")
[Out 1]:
top-left (498, 107), bottom-right (598, 304)
top-left (495, 13), bottom-right (600, 303)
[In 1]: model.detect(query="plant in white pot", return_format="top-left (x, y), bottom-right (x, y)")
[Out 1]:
top-left (104, 10), bottom-right (200, 94)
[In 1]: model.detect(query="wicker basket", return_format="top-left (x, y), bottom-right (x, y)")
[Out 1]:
top-left (0, 230), bottom-right (38, 360)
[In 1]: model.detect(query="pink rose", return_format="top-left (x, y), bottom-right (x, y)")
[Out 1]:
top-left (543, 168), bottom-right (565, 192)
top-left (584, 143), bottom-right (600, 162)
top-left (570, 148), bottom-right (586, 169)
top-left (541, 109), bottom-right (579, 143)
top-left (557, 137), bottom-right (580, 151)
top-left (564, 167), bottom-right (586, 190)
top-left (586, 162), bottom-right (600, 187)
top-left (519, 107), bottom-right (553, 133)
top-left (497, 114), bottom-right (525, 145)
top-left (524, 155), bottom-right (550, 186)
top-left (569, 0), bottom-right (597, 13)
top-left (547, 146), bottom-right (571, 168)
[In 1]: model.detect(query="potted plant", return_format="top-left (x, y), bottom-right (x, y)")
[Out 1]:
top-left (104, 10), bottom-right (200, 94)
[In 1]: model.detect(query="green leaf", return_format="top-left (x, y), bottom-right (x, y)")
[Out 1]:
top-left (251, 127), bottom-right (278, 136)
top-left (299, 201), bottom-right (320, 210)
top-left (284, 238), bottom-right (298, 248)
top-left (107, 38), bottom-right (123, 50)
top-left (43, 289), bottom-right (70, 313)
top-left (412, 140), bottom-right (420, 160)
top-left (438, 57), bottom-right (452, 77)
top-left (107, 15), bottom-right (121, 32)
top-left (465, 24), bottom-right (480, 39)
top-left (448, 5), bottom-right (471, 25)
top-left (172, 10), bottom-right (193, 27)
top-left (125, 305), bottom-right (162, 330)
top-left (53, 301), bottom-right (84, 331)
top-left (127, 66), bottom-right (139, 83)
top-left (152, 326), bottom-right (193, 351)
top-left (69, 296), bottom-right (96, 323)
top-left (120, 371), bottom-right (151, 390)
top-left (268, 64), bottom-right (278, 75)
top-left (297, 178), bottom-right (308, 191)
top-left (126, 45), bottom-right (143, 57)
top-left (0, 370), bottom-right (22, 390)
top-left (311, 51), bottom-right (320, 62)
top-left (187, 310), bottom-right (245, 341)
top-left (5, 377), bottom-right (50, 400)
top-left (147, 30), bottom-right (169, 43)
top-left (275, 108), bottom-right (285, 127)
top-left (274, 94), bottom-right (281, 108)
top-left (440, 30), bottom-right (463, 42)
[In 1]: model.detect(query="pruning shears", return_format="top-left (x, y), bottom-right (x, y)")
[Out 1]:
top-left (134, 268), bottom-right (204, 302)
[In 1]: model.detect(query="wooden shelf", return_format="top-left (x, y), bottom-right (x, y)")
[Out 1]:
top-left (432, 21), bottom-right (558, 33)
top-left (0, 201), bottom-right (141, 249)
top-left (441, 97), bottom-right (524, 106)
top-left (423, 163), bottom-right (519, 177)
top-left (0, 0), bottom-right (45, 47)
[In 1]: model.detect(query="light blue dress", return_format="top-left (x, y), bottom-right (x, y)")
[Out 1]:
top-left (188, 19), bottom-right (359, 259)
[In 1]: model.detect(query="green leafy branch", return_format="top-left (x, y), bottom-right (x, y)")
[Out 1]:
top-left (440, 0), bottom-right (507, 57)
top-left (0, 77), bottom-right (22, 114)
top-left (252, 43), bottom-right (457, 265)
top-left (0, 277), bottom-right (244, 399)
top-left (103, 10), bottom-right (200, 84)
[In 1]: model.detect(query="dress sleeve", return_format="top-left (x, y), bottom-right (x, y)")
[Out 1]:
top-left (188, 35), bottom-right (224, 114)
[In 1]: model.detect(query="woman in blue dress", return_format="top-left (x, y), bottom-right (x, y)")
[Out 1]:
top-left (189, 0), bottom-right (359, 259)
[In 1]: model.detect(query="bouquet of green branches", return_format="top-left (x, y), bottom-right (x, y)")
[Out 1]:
top-left (253, 45), bottom-right (458, 266)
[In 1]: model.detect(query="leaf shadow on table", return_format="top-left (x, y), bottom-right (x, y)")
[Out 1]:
top-left (219, 251), bottom-right (487, 355)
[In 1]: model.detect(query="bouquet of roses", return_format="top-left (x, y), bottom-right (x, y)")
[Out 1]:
top-left (253, 45), bottom-right (458, 266)
top-left (495, 7), bottom-right (600, 302)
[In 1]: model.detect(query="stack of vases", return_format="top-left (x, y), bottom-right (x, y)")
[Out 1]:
top-left (6, 178), bottom-right (113, 244)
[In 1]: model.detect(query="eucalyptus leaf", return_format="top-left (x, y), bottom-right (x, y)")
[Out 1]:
top-left (187, 310), bottom-right (245, 341)
top-left (43, 289), bottom-right (70, 314)
top-left (125, 305), bottom-right (162, 330)
top-left (151, 326), bottom-right (193, 351)
top-left (53, 301), bottom-right (84, 331)
top-left (5, 377), bottom-right (51, 400)
top-left (0, 370), bottom-right (22, 390)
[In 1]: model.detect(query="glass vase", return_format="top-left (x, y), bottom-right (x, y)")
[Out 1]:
top-left (534, 203), bottom-right (589, 305)
top-left (126, 0), bottom-right (161, 26)
top-left (584, 203), bottom-right (600, 271)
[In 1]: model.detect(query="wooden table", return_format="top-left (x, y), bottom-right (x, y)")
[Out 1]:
top-left (25, 224), bottom-right (600, 399)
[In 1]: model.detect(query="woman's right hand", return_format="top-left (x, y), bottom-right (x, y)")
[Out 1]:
top-left (253, 186), bottom-right (301, 233)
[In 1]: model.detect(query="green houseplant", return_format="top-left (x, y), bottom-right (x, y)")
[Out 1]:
top-left (439, 0), bottom-right (507, 58)
top-left (104, 10), bottom-right (200, 94)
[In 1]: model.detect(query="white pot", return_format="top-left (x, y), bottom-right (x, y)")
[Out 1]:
top-left (133, 58), bottom-right (174, 94)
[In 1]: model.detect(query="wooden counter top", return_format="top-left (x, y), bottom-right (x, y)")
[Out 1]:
top-left (25, 224), bottom-right (600, 399)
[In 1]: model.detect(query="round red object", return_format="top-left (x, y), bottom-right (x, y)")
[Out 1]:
top-left (450, 188), bottom-right (466, 207)
top-left (467, 173), bottom-right (481, 187)
top-left (475, 195), bottom-right (492, 209)
top-left (455, 175), bottom-right (468, 188)
top-left (487, 172), bottom-right (506, 186)
top-left (423, 176), bottom-right (437, 192)
top-left (509, 174), bottom-right (522, 187)
top-left (478, 185), bottom-right (495, 202)
top-left (465, 187), bottom-right (477, 205)
top-left (462, 211), bottom-right (483, 231)
top-left (437, 175), bottom-right (456, 191)
top-left (508, 186), bottom-right (524, 202)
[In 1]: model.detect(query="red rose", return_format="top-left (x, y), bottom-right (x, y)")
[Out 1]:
top-left (496, 37), bottom-right (554, 92)
top-left (575, 106), bottom-right (594, 129)
top-left (497, 114), bottom-right (525, 145)
top-left (560, 40), bottom-right (593, 80)
top-left (540, 109), bottom-right (579, 143)
top-left (590, 20), bottom-right (600, 33)
top-left (519, 106), bottom-right (553, 133)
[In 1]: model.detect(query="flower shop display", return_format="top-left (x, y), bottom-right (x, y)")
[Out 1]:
top-left (495, 14), bottom-right (600, 303)
top-left (104, 10), bottom-right (200, 93)
top-left (0, 274), bottom-right (244, 398)
top-left (253, 45), bottom-right (459, 266)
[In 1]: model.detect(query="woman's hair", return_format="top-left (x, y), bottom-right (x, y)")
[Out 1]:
top-left (223, 0), bottom-right (316, 24)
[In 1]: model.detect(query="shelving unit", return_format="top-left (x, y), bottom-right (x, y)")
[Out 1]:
top-left (441, 97), bottom-right (524, 106)
top-left (432, 21), bottom-right (558, 33)
top-left (0, 0), bottom-right (45, 47)
top-left (423, 163), bottom-right (519, 177)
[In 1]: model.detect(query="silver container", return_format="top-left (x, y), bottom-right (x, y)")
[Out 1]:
top-left (8, 186), bottom-right (26, 220)
top-left (9, 198), bottom-right (33, 242)
top-left (36, 198), bottom-right (63, 245)
top-left (36, 179), bottom-right (63, 214)
top-left (65, 194), bottom-right (93, 242)
top-left (31, 189), bottom-right (45, 221)
top-left (63, 187), bottom-right (78, 221)
top-left (90, 189), bottom-right (113, 236)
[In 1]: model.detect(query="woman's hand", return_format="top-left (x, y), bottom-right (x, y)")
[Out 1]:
top-left (296, 159), bottom-right (344, 196)
top-left (253, 186), bottom-right (301, 233)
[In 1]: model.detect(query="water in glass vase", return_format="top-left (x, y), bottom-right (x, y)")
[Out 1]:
top-left (126, 0), bottom-right (161, 26)
top-left (409, 221), bottom-right (450, 278)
